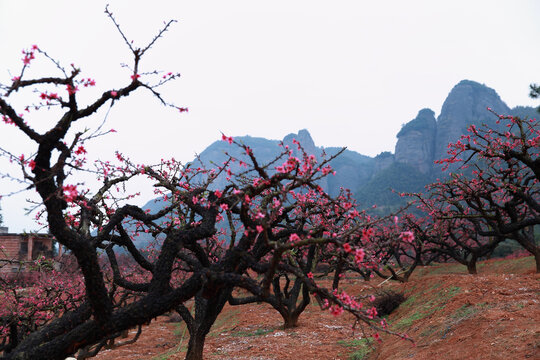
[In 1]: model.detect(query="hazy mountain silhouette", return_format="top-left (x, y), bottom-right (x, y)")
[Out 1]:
top-left (139, 80), bottom-right (537, 215)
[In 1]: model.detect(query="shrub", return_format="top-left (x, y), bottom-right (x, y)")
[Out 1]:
top-left (372, 291), bottom-right (406, 317)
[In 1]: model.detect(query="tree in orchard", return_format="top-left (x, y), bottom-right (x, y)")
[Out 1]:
top-left (320, 195), bottom-right (375, 289)
top-left (420, 106), bottom-right (540, 272)
top-left (226, 178), bottom-right (365, 329)
top-left (0, 8), bottom-right (411, 360)
top-left (365, 214), bottom-right (443, 282)
top-left (318, 210), bottom-right (433, 287)
top-left (0, 256), bottom-right (85, 354)
top-left (171, 140), bottom-right (400, 357)
top-left (411, 179), bottom-right (507, 274)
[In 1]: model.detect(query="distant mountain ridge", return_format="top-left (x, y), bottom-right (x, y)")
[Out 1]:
top-left (144, 80), bottom-right (537, 211)
top-left (188, 129), bottom-right (375, 198)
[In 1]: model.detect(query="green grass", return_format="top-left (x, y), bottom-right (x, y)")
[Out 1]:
top-left (417, 263), bottom-right (468, 276)
top-left (337, 338), bottom-right (374, 360)
top-left (208, 308), bottom-right (241, 337)
top-left (152, 322), bottom-right (189, 360)
top-left (230, 327), bottom-right (275, 337)
top-left (445, 286), bottom-right (461, 298)
top-left (395, 311), bottom-right (426, 329)
top-left (419, 324), bottom-right (439, 337)
top-left (451, 304), bottom-right (475, 320)
top-left (486, 256), bottom-right (535, 273)
top-left (153, 308), bottom-right (241, 359)
top-left (172, 321), bottom-right (186, 337)
top-left (418, 302), bottom-right (490, 338)
top-left (414, 256), bottom-right (535, 277)
top-left (450, 304), bottom-right (480, 321)
top-left (394, 286), bottom-right (461, 330)
top-left (419, 301), bottom-right (489, 338)
top-left (398, 294), bottom-right (417, 310)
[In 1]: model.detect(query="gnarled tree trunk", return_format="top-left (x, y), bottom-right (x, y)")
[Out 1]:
top-left (180, 287), bottom-right (233, 360)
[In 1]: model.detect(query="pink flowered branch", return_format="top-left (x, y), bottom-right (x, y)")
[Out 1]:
top-left (0, 7), bottom-right (428, 357)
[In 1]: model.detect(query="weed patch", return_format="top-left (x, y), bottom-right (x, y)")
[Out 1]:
top-left (393, 286), bottom-right (461, 330)
top-left (230, 327), bottom-right (275, 337)
top-left (395, 310), bottom-right (427, 329)
top-left (399, 294), bottom-right (418, 309)
top-left (208, 309), bottom-right (240, 337)
top-left (153, 322), bottom-right (188, 360)
top-left (338, 338), bottom-right (373, 360)
top-left (450, 304), bottom-right (478, 321)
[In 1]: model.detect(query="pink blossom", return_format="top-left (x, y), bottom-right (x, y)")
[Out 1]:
top-left (221, 134), bottom-right (234, 144)
top-left (367, 306), bottom-right (378, 319)
top-left (289, 233), bottom-right (301, 242)
top-left (66, 84), bottom-right (78, 95)
top-left (329, 305), bottom-right (344, 316)
top-left (400, 231), bottom-right (415, 243)
top-left (63, 185), bottom-right (78, 203)
top-left (22, 52), bottom-right (35, 65)
top-left (74, 146), bottom-right (87, 155)
top-left (354, 248), bottom-right (365, 265)
top-left (321, 165), bottom-right (334, 175)
top-left (83, 78), bottom-right (96, 87)
top-left (361, 228), bottom-right (373, 241)
top-left (323, 299), bottom-right (330, 309)
top-left (2, 115), bottom-right (14, 124)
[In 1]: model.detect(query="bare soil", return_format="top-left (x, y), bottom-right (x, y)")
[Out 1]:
top-left (93, 256), bottom-right (540, 360)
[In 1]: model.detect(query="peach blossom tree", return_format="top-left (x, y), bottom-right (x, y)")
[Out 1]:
top-left (0, 9), bottom-right (410, 360)
top-left (414, 106), bottom-right (540, 273)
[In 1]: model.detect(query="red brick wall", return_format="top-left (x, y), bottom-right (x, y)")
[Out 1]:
top-left (0, 234), bottom-right (54, 273)
top-left (0, 235), bottom-right (23, 260)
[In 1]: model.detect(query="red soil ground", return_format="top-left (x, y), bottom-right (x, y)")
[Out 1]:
top-left (93, 256), bottom-right (539, 360)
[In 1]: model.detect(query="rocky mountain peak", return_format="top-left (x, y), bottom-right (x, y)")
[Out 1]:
top-left (397, 108), bottom-right (436, 138)
top-left (394, 108), bottom-right (437, 174)
top-left (283, 129), bottom-right (317, 156)
top-left (434, 80), bottom-right (510, 162)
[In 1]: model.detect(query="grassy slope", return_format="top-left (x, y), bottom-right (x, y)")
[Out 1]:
top-left (147, 256), bottom-right (538, 360)
top-left (365, 256), bottom-right (538, 360)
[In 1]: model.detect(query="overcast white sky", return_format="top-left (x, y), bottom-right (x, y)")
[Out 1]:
top-left (0, 1), bottom-right (539, 232)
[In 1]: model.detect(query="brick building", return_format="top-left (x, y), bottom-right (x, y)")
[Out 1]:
top-left (0, 226), bottom-right (59, 273)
